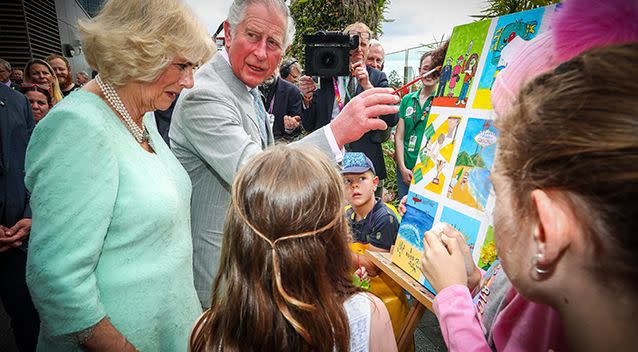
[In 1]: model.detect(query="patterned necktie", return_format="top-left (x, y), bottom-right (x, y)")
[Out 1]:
top-left (346, 76), bottom-right (356, 104)
top-left (249, 88), bottom-right (269, 144)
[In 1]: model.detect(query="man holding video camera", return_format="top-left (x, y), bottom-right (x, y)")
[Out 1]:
top-left (169, 0), bottom-right (399, 309)
top-left (300, 22), bottom-right (398, 196)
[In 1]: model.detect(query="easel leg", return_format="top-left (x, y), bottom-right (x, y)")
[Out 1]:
top-left (397, 303), bottom-right (426, 352)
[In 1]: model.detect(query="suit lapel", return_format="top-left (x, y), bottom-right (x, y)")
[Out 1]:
top-left (210, 55), bottom-right (272, 147)
top-left (211, 56), bottom-right (261, 137)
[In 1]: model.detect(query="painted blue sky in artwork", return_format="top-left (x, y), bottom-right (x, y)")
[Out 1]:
top-left (439, 206), bottom-right (481, 246)
top-left (457, 118), bottom-right (498, 168)
top-left (406, 192), bottom-right (438, 216)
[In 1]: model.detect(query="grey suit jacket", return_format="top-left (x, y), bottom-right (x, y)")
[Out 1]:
top-left (170, 54), bottom-right (333, 308)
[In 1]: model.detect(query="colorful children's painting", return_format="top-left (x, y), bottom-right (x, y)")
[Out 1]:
top-left (473, 259), bottom-right (502, 320)
top-left (411, 114), bottom-right (463, 195)
top-left (439, 206), bottom-right (481, 255)
top-left (473, 7), bottom-right (546, 109)
top-left (392, 5), bottom-right (556, 295)
top-left (434, 20), bottom-right (491, 108)
top-left (391, 192), bottom-right (438, 281)
top-left (447, 118), bottom-right (497, 211)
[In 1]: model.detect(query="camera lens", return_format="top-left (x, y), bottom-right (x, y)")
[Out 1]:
top-left (320, 52), bottom-right (336, 68)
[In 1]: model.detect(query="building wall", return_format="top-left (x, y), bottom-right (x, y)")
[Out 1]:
top-left (0, 0), bottom-right (96, 79)
top-left (54, 0), bottom-right (92, 77)
top-left (0, 0), bottom-right (62, 70)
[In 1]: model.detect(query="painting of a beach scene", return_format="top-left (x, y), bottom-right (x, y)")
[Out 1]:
top-left (439, 206), bottom-right (481, 254)
top-left (447, 118), bottom-right (497, 211)
top-left (391, 192), bottom-right (438, 282)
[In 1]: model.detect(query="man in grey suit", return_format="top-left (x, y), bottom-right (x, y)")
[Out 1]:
top-left (170, 0), bottom-right (399, 308)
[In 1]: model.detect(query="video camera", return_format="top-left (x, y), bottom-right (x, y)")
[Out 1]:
top-left (303, 31), bottom-right (359, 77)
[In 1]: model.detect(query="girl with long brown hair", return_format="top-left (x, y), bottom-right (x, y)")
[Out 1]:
top-left (190, 146), bottom-right (396, 352)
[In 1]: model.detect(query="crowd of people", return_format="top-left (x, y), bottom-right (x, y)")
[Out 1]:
top-left (1, 0), bottom-right (637, 351)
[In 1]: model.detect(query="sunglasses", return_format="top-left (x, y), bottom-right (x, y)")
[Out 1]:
top-left (347, 31), bottom-right (371, 40)
top-left (20, 82), bottom-right (50, 90)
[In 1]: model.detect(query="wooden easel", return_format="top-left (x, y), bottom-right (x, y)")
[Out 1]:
top-left (365, 250), bottom-right (436, 352)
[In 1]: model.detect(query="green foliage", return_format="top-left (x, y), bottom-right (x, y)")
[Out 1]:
top-left (382, 138), bottom-right (399, 207)
top-left (288, 0), bottom-right (391, 64)
top-left (472, 0), bottom-right (560, 19)
top-left (388, 70), bottom-right (402, 88)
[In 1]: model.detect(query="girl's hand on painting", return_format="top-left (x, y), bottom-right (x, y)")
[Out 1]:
top-left (438, 223), bottom-right (482, 290)
top-left (421, 230), bottom-right (467, 293)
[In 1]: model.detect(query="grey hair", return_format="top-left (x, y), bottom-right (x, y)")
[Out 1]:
top-left (227, 0), bottom-right (295, 49)
top-left (369, 39), bottom-right (384, 52)
top-left (77, 71), bottom-right (89, 79)
top-left (0, 58), bottom-right (10, 71)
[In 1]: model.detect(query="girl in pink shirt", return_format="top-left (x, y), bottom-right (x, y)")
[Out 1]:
top-left (421, 43), bottom-right (638, 351)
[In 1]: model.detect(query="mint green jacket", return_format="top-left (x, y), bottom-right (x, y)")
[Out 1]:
top-left (25, 90), bottom-right (201, 351)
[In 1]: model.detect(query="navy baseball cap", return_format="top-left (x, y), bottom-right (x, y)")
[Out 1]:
top-left (341, 152), bottom-right (376, 175)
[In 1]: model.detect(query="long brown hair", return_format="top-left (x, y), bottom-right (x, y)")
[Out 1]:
top-left (190, 146), bottom-right (359, 352)
top-left (428, 39), bottom-right (449, 70)
top-left (496, 43), bottom-right (638, 294)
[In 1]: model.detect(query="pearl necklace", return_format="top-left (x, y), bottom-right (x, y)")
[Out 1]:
top-left (95, 74), bottom-right (150, 144)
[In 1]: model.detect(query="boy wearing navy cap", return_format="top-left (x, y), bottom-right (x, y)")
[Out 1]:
top-left (342, 152), bottom-right (400, 275)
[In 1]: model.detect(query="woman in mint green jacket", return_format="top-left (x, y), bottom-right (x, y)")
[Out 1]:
top-left (23, 0), bottom-right (214, 350)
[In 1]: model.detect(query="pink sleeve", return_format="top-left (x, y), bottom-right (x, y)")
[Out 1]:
top-left (367, 293), bottom-right (398, 352)
top-left (433, 285), bottom-right (491, 352)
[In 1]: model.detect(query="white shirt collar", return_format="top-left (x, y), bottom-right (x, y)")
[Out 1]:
top-left (220, 47), bottom-right (252, 92)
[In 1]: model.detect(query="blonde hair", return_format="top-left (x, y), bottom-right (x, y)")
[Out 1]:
top-left (343, 22), bottom-right (372, 38)
top-left (24, 59), bottom-right (63, 105)
top-left (78, 0), bottom-right (214, 87)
